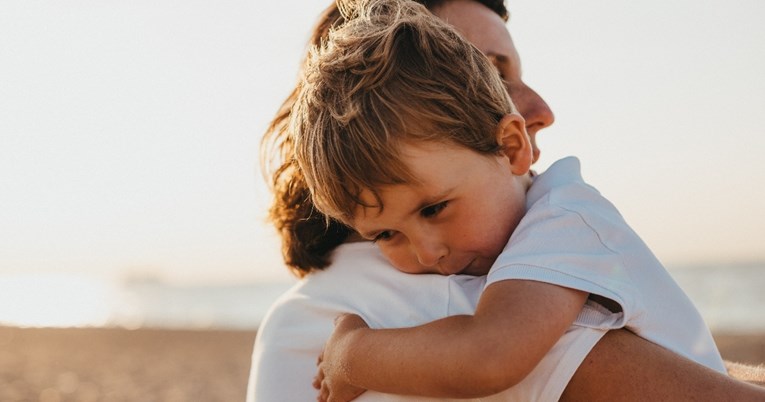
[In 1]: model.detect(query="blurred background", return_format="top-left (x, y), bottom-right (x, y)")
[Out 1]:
top-left (1, 0), bottom-right (764, 399)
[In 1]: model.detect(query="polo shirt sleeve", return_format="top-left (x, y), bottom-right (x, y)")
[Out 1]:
top-left (486, 191), bottom-right (638, 330)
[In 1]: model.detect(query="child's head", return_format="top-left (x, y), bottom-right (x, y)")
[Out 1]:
top-left (292, 0), bottom-right (533, 275)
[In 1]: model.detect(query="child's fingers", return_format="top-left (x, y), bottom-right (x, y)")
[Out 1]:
top-left (319, 381), bottom-right (330, 402)
top-left (313, 366), bottom-right (325, 389)
top-left (316, 348), bottom-right (324, 365)
top-left (312, 374), bottom-right (320, 390)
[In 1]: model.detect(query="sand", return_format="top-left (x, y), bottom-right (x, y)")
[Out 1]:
top-left (0, 327), bottom-right (257, 402)
top-left (1, 326), bottom-right (763, 402)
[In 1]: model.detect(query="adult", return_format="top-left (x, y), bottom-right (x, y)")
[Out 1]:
top-left (248, 1), bottom-right (765, 400)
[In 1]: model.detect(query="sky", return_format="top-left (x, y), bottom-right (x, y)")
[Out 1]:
top-left (1, 0), bottom-right (764, 286)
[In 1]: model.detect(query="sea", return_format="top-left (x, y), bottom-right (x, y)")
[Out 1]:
top-left (1, 263), bottom-right (764, 332)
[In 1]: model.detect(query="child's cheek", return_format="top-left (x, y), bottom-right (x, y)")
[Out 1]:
top-left (380, 244), bottom-right (423, 274)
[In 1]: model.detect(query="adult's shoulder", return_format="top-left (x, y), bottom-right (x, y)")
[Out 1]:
top-left (249, 243), bottom-right (483, 401)
top-left (249, 244), bottom-right (394, 401)
top-left (277, 242), bottom-right (476, 328)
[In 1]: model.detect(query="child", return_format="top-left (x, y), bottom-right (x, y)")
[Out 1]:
top-left (292, 0), bottom-right (726, 399)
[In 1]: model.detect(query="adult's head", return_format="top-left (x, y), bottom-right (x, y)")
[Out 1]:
top-left (262, 0), bottom-right (552, 277)
top-left (430, 0), bottom-right (553, 162)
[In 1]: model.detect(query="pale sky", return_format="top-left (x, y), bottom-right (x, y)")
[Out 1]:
top-left (1, 0), bottom-right (764, 285)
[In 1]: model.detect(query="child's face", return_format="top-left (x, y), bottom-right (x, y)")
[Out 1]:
top-left (352, 140), bottom-right (529, 276)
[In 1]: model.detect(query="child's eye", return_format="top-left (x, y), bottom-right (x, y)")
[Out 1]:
top-left (420, 201), bottom-right (448, 218)
top-left (373, 230), bottom-right (394, 242)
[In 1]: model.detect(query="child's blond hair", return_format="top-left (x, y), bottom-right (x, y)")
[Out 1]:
top-left (292, 0), bottom-right (515, 225)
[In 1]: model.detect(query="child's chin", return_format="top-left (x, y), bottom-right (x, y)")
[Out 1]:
top-left (457, 259), bottom-right (490, 276)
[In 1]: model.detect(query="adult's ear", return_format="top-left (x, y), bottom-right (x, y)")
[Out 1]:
top-left (495, 113), bottom-right (532, 175)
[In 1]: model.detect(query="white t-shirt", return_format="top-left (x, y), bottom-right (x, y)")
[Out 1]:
top-left (247, 242), bottom-right (606, 401)
top-left (488, 156), bottom-right (725, 372)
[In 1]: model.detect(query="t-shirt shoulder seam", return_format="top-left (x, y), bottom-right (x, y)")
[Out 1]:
top-left (551, 203), bottom-right (621, 256)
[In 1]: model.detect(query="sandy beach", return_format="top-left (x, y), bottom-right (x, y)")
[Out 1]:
top-left (0, 327), bottom-right (257, 402)
top-left (1, 326), bottom-right (763, 402)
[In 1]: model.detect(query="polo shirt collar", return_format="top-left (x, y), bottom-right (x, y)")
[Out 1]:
top-left (526, 156), bottom-right (585, 208)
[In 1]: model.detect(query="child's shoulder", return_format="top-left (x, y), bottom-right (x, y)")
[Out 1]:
top-left (528, 157), bottom-right (591, 206)
top-left (527, 157), bottom-right (625, 229)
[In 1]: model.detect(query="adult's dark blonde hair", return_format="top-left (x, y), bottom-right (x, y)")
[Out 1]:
top-left (261, 0), bottom-right (508, 277)
top-left (292, 0), bottom-right (515, 226)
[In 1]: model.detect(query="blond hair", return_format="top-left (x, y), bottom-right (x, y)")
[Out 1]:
top-left (292, 0), bottom-right (515, 225)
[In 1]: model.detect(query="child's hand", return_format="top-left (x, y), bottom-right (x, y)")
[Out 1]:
top-left (313, 313), bottom-right (369, 402)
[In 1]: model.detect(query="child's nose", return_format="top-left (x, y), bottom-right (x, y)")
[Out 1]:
top-left (411, 238), bottom-right (447, 268)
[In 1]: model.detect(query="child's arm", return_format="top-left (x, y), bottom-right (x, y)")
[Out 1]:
top-left (315, 279), bottom-right (587, 399)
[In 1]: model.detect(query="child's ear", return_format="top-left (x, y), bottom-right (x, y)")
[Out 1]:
top-left (495, 113), bottom-right (532, 175)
